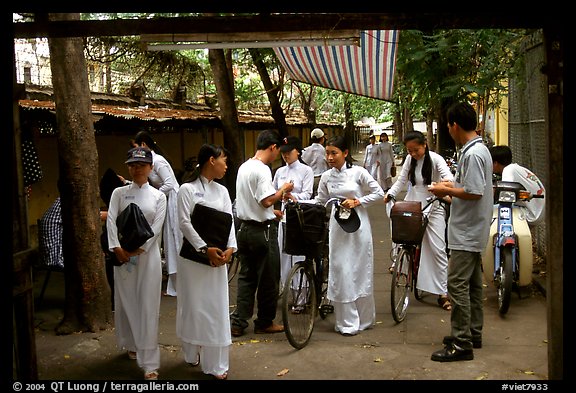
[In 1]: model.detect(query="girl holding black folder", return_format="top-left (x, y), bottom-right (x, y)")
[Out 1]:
top-left (176, 144), bottom-right (237, 380)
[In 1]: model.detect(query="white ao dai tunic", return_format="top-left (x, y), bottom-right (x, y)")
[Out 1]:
top-left (386, 151), bottom-right (454, 295)
top-left (315, 164), bottom-right (384, 303)
top-left (107, 182), bottom-right (166, 373)
top-left (176, 176), bottom-right (237, 347)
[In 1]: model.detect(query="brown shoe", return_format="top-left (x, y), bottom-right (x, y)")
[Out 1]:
top-left (231, 326), bottom-right (244, 337)
top-left (254, 323), bottom-right (284, 334)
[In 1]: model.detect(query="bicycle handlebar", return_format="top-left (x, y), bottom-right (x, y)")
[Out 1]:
top-left (324, 197), bottom-right (342, 207)
top-left (286, 198), bottom-right (342, 209)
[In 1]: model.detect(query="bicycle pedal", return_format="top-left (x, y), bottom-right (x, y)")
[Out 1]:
top-left (320, 304), bottom-right (334, 314)
top-left (291, 305), bottom-right (305, 314)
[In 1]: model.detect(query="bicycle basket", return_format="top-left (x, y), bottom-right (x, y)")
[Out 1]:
top-left (283, 202), bottom-right (327, 257)
top-left (390, 201), bottom-right (427, 245)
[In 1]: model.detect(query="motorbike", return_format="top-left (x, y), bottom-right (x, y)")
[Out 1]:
top-left (483, 180), bottom-right (544, 314)
top-left (444, 150), bottom-right (457, 175)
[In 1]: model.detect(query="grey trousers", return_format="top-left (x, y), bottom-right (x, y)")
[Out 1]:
top-left (447, 250), bottom-right (484, 350)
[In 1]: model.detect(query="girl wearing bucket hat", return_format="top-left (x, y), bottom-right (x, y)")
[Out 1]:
top-left (311, 135), bottom-right (384, 336)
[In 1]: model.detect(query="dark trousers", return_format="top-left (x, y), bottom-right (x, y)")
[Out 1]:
top-left (231, 221), bottom-right (280, 331)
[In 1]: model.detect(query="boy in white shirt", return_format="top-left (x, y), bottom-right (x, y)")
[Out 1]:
top-left (490, 145), bottom-right (545, 225)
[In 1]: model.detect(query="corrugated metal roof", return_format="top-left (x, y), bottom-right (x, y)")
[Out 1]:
top-left (19, 99), bottom-right (337, 127)
top-left (18, 85), bottom-right (341, 127)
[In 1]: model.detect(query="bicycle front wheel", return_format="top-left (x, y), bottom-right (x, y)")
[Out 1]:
top-left (391, 248), bottom-right (411, 323)
top-left (317, 256), bottom-right (333, 319)
top-left (282, 261), bottom-right (317, 349)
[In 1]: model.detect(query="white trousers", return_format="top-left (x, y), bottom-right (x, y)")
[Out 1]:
top-left (182, 342), bottom-right (229, 377)
top-left (333, 294), bottom-right (375, 335)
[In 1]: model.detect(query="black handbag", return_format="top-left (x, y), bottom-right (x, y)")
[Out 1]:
top-left (180, 203), bottom-right (233, 265)
top-left (284, 202), bottom-right (327, 257)
top-left (116, 203), bottom-right (154, 252)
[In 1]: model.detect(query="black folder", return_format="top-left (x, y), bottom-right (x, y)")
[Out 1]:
top-left (179, 203), bottom-right (233, 265)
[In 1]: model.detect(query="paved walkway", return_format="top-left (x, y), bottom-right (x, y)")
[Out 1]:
top-left (32, 193), bottom-right (549, 382)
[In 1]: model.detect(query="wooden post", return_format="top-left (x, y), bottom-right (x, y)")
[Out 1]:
top-left (12, 67), bottom-right (39, 379)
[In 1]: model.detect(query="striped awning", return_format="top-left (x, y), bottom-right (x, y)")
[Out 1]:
top-left (274, 30), bottom-right (399, 101)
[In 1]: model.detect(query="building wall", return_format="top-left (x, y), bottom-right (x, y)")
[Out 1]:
top-left (27, 123), bottom-right (342, 231)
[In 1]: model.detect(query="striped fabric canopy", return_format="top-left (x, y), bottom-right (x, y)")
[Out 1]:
top-left (274, 30), bottom-right (399, 101)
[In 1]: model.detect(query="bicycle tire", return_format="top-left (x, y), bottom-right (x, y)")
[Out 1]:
top-left (413, 278), bottom-right (424, 300)
top-left (412, 247), bottom-right (424, 300)
top-left (317, 256), bottom-right (333, 319)
top-left (282, 261), bottom-right (317, 349)
top-left (498, 247), bottom-right (514, 314)
top-left (391, 247), bottom-right (411, 323)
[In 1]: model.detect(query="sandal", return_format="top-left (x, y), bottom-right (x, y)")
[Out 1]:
top-left (438, 296), bottom-right (452, 311)
top-left (127, 351), bottom-right (137, 360)
top-left (189, 354), bottom-right (200, 367)
top-left (144, 370), bottom-right (159, 380)
top-left (213, 372), bottom-right (228, 380)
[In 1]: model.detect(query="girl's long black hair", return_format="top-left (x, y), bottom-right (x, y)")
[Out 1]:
top-left (404, 131), bottom-right (432, 186)
top-left (186, 144), bottom-right (230, 183)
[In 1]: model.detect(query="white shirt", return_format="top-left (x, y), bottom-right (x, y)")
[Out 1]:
top-left (302, 143), bottom-right (329, 176)
top-left (235, 158), bottom-right (277, 222)
top-left (273, 160), bottom-right (314, 205)
top-left (501, 163), bottom-right (545, 224)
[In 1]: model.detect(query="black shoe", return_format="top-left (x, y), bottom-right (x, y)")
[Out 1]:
top-left (443, 335), bottom-right (482, 349)
top-left (431, 343), bottom-right (474, 362)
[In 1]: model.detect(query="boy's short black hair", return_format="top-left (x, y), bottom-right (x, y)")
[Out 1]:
top-left (256, 129), bottom-right (283, 150)
top-left (447, 102), bottom-right (477, 132)
top-left (489, 145), bottom-right (513, 166)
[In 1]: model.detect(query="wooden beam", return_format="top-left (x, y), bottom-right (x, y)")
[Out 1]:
top-left (140, 30), bottom-right (361, 43)
top-left (13, 13), bottom-right (556, 39)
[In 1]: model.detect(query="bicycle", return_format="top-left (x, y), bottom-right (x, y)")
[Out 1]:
top-left (389, 195), bottom-right (450, 323)
top-left (280, 198), bottom-right (339, 349)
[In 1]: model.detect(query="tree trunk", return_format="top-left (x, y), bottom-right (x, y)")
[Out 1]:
top-left (47, 13), bottom-right (112, 334)
top-left (343, 95), bottom-right (356, 156)
top-left (208, 48), bottom-right (242, 200)
top-left (249, 48), bottom-right (288, 137)
top-left (403, 106), bottom-right (414, 132)
top-left (393, 107), bottom-right (403, 142)
top-left (426, 109), bottom-right (436, 151)
top-left (436, 97), bottom-right (456, 158)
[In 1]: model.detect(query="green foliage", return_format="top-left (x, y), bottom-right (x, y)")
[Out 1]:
top-left (76, 14), bottom-right (531, 126)
top-left (394, 28), bottom-right (529, 121)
